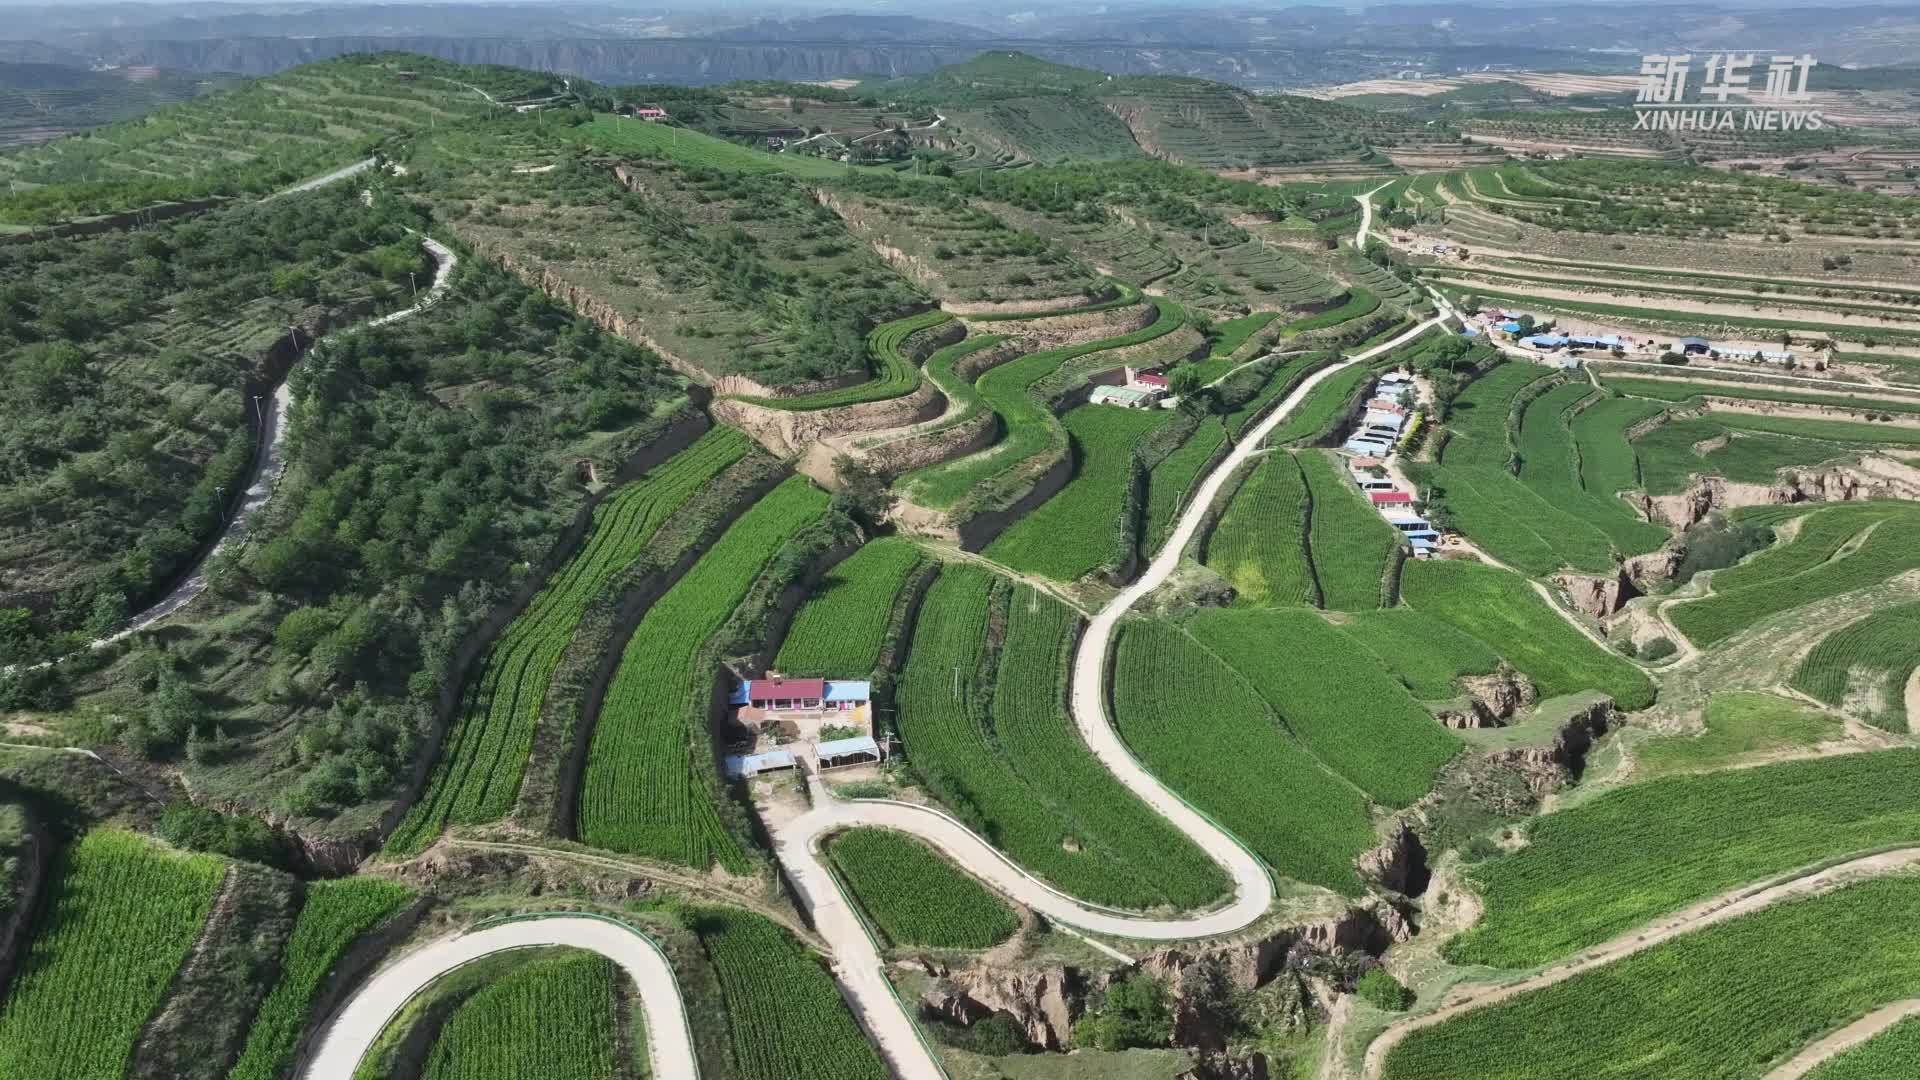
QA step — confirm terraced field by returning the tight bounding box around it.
[1445,750,1920,968]
[0,832,224,1078]
[1790,600,1920,733]
[1409,361,1620,575]
[0,56,530,223]
[984,403,1169,582]
[1204,452,1318,607]
[1190,608,1461,808]
[576,475,829,869]
[1669,502,1920,649]
[1392,874,1920,1080]
[389,429,750,854]
[824,827,1020,949]
[898,296,1186,513]
[894,565,1230,909]
[775,537,926,676]
[1112,620,1379,894]
[1400,559,1654,710]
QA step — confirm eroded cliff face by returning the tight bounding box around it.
[1638,457,1920,530]
[914,903,1404,1054]
[712,379,947,459]
[1483,697,1618,799]
[1433,666,1538,730]
[1553,568,1640,620]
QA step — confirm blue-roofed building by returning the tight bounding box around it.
[823,680,871,711]
[1521,334,1569,350]
[1498,320,1523,333]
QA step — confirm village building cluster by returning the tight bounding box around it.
[722,676,884,781]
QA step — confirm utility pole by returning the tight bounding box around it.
[409,270,417,297]
[253,394,263,429]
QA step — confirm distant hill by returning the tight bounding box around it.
[0,62,226,146]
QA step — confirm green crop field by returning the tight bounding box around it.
[774,537,925,676]
[1710,412,1920,447]
[1807,1016,1920,1080]
[1790,601,1920,733]
[1263,364,1373,447]
[1190,608,1461,808]
[419,950,621,1080]
[1298,449,1398,610]
[1388,875,1920,1080]
[896,567,1228,909]
[691,907,888,1080]
[985,404,1169,581]
[576,114,854,179]
[390,429,750,854]
[1280,287,1380,336]
[1669,504,1920,649]
[1412,362,1617,575]
[1568,395,1666,500]
[1223,353,1339,437]
[1143,417,1227,551]
[1335,608,1502,701]
[0,831,224,1078]
[824,826,1020,949]
[1602,377,1920,417]
[1708,503,1888,593]
[229,878,416,1080]
[1400,560,1655,711]
[577,475,829,868]
[1631,415,1858,494]
[1446,750,1920,968]
[1632,691,1842,778]
[1207,311,1281,358]
[1205,453,1318,607]
[1112,620,1377,894]
[900,297,1185,511]
[1516,383,1668,555]
[727,310,951,411]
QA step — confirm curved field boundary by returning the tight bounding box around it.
[770,314,1448,1080]
[1360,847,1920,1080]
[722,309,955,412]
[1764,1000,1920,1080]
[297,913,696,1080]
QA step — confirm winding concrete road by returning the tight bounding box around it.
[298,915,697,1080]
[1355,181,1393,250]
[88,236,458,651]
[272,157,377,198]
[770,312,1447,1079]
[1360,846,1920,1080]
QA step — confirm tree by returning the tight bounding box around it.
[1072,974,1172,1051]
[1659,351,1688,365]
[1168,367,1203,399]
[831,455,894,531]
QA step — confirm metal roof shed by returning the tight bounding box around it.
[815,735,881,770]
[724,749,797,779]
